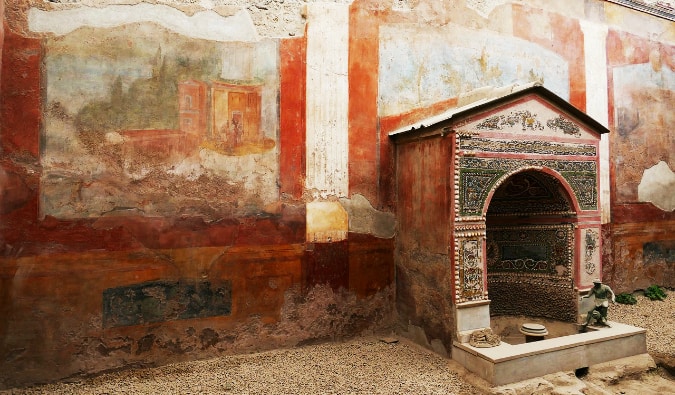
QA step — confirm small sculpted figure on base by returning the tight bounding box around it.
[580,278,616,331]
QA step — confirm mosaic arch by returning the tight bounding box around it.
[458,158,597,218]
[484,167,579,217]
[455,167,581,303]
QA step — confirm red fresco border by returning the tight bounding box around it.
[279,36,307,201]
[512,4,586,112]
[0,23,40,158]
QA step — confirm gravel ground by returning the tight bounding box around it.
[609,290,675,361]
[2,290,673,395]
[1,339,483,395]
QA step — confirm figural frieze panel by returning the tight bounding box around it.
[475,110,545,132]
[460,98,598,140]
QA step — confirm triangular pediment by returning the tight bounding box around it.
[389,85,609,141]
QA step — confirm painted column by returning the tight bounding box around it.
[581,21,610,224]
[305,3,350,242]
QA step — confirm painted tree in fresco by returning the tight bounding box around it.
[74,46,220,148]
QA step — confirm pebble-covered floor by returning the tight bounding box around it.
[2,290,673,395]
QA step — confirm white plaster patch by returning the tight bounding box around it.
[200,149,279,204]
[638,161,675,211]
[167,158,205,182]
[28,4,259,42]
[379,23,569,117]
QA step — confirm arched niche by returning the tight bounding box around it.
[484,168,579,322]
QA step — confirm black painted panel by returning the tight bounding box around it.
[103,280,232,328]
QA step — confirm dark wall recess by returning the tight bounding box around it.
[103,280,232,328]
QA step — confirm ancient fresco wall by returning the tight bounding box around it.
[40,19,279,219]
[0,1,395,389]
[2,0,675,388]
[603,27,675,292]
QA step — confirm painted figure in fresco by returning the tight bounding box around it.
[232,114,243,147]
[580,279,616,330]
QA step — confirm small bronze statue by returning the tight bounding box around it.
[580,278,616,331]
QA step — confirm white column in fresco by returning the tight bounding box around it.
[305,3,350,199]
[581,21,610,224]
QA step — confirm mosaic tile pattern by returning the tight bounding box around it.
[487,171,573,215]
[458,238,484,301]
[458,157,597,215]
[486,224,576,321]
[584,229,599,275]
[486,224,573,275]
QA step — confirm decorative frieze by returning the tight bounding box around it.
[458,137,596,156]
[459,157,596,173]
[475,110,581,137]
[476,110,544,131]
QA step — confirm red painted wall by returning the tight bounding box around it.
[0,23,395,389]
[394,135,454,351]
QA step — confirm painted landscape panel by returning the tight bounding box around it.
[42,23,279,219]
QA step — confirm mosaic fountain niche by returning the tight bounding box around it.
[390,85,647,386]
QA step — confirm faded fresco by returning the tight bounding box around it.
[41,23,279,219]
[613,62,675,204]
[378,23,569,116]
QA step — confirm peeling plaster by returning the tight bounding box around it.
[638,161,675,211]
[339,194,396,239]
[28,4,259,41]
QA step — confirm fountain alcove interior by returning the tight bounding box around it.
[390,84,647,386]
